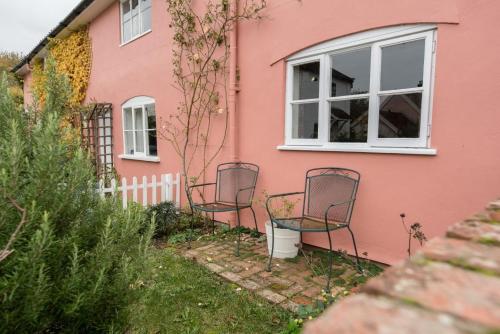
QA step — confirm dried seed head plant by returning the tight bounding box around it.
[400,213,428,257]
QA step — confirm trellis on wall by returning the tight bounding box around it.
[81,103,114,181]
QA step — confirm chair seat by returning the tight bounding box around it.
[192,202,250,212]
[272,216,347,232]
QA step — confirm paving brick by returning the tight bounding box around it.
[303,294,487,334]
[267,275,294,288]
[362,261,500,328]
[184,250,199,259]
[291,294,312,305]
[258,270,272,278]
[194,243,216,251]
[280,300,300,313]
[282,284,305,298]
[237,279,261,291]
[420,237,500,274]
[302,285,322,298]
[447,220,500,245]
[257,289,287,304]
[247,274,271,288]
[222,263,243,273]
[220,271,242,283]
[203,262,224,273]
[238,265,265,278]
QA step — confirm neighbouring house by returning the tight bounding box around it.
[13,0,500,265]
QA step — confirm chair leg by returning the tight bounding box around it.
[211,212,215,235]
[235,209,241,257]
[326,230,333,293]
[348,226,362,273]
[250,206,258,234]
[266,221,275,272]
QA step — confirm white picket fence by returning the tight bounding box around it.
[98,173,181,209]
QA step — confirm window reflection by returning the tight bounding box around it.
[293,62,320,100]
[381,39,425,91]
[330,47,371,97]
[330,99,369,142]
[292,103,318,139]
[378,93,422,138]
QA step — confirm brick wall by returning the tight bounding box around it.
[304,200,500,333]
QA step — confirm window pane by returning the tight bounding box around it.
[135,131,145,153]
[141,6,151,32]
[124,131,134,154]
[124,108,133,130]
[330,99,368,143]
[123,19,132,42]
[131,0,139,12]
[134,107,143,130]
[146,130,157,156]
[293,62,320,100]
[330,47,371,96]
[381,39,425,91]
[122,1,130,15]
[146,104,156,129]
[378,93,422,138]
[132,14,140,37]
[291,103,318,139]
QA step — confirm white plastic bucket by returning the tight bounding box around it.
[265,221,300,259]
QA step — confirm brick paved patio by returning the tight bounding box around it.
[172,230,379,312]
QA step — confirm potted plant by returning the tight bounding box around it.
[257,191,301,259]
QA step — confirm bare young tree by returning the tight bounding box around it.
[160,0,265,203]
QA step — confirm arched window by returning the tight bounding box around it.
[121,96,158,160]
[283,25,437,154]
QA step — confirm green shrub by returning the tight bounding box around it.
[0,60,154,333]
[145,201,179,238]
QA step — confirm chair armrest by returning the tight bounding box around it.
[188,182,216,190]
[324,199,356,227]
[265,192,304,220]
[235,186,257,206]
[187,182,216,206]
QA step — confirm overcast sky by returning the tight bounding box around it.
[0,0,81,55]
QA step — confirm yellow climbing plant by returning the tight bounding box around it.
[50,27,92,107]
[31,26,92,109]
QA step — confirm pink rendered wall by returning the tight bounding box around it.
[235,0,500,263]
[23,0,500,264]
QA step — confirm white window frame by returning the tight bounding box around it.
[120,96,159,162]
[120,0,152,45]
[282,25,437,155]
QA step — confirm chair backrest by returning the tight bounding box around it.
[216,162,259,206]
[303,168,360,224]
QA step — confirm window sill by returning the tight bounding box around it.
[277,145,437,156]
[118,154,160,162]
[120,29,152,47]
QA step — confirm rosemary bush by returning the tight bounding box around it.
[0,61,154,333]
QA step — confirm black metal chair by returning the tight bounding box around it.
[188,162,259,256]
[266,167,361,292]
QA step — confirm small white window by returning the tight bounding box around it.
[120,0,152,44]
[284,25,437,153]
[122,96,157,158]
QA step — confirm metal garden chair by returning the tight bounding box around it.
[187,162,259,256]
[266,167,361,292]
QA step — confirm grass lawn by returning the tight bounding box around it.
[128,248,292,333]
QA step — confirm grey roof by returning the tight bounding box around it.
[12,0,96,73]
